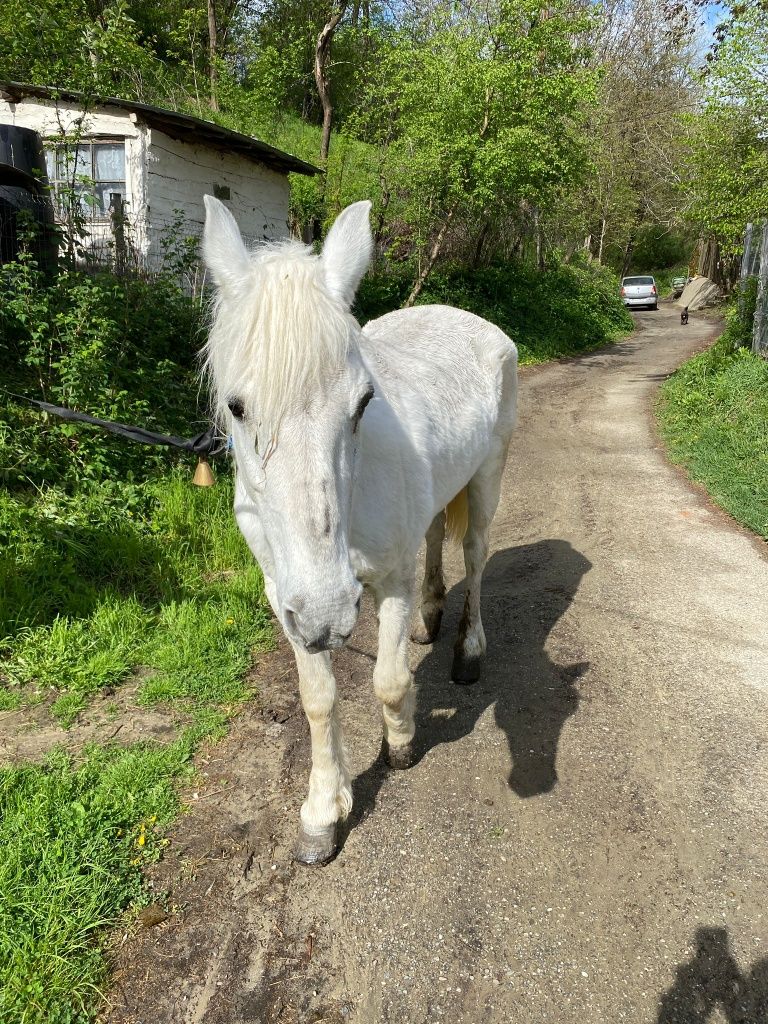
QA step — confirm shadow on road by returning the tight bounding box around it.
[657,926,768,1023]
[346,539,591,838]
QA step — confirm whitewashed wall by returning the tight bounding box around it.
[0,95,293,266]
[144,129,291,247]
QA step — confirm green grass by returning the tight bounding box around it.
[0,719,225,1024]
[659,331,768,539]
[1,471,272,725]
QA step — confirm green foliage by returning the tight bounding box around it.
[659,306,768,539]
[356,257,633,364]
[0,723,221,1024]
[0,0,171,99]
[629,226,693,275]
[0,254,204,489]
[683,3,768,250]
[350,0,597,264]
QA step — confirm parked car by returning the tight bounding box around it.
[620,275,658,311]
[671,276,690,299]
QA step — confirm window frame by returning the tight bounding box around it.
[44,137,128,223]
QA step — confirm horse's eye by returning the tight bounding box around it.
[227,398,245,419]
[352,386,374,432]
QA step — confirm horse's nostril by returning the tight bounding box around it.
[283,606,299,637]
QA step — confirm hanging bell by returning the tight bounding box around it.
[192,456,215,487]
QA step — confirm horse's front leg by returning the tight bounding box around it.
[291,642,351,865]
[373,565,417,770]
[263,573,349,866]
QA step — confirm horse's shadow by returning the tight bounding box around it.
[346,538,591,836]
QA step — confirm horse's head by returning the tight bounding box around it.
[202,198,375,652]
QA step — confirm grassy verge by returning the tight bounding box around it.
[1,471,272,724]
[658,316,768,540]
[0,719,224,1024]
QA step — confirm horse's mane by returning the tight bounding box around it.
[203,240,354,432]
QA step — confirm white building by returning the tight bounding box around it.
[0,81,319,274]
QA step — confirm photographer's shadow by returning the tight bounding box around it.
[349,538,591,830]
[657,926,768,1023]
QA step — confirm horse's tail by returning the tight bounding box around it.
[445,487,469,545]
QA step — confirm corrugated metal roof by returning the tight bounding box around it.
[0,82,321,177]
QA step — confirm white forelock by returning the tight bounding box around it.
[203,239,355,431]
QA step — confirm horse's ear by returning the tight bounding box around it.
[320,201,373,308]
[203,195,250,290]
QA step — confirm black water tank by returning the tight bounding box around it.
[0,124,58,270]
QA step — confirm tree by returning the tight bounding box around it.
[682,2,768,252]
[353,0,598,300]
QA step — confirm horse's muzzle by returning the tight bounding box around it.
[283,589,362,653]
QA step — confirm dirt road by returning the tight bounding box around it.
[109,305,768,1024]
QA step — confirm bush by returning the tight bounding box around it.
[629,225,693,273]
[0,254,207,490]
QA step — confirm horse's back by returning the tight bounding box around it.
[360,304,517,431]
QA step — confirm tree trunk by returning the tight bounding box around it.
[621,236,634,278]
[208,0,219,112]
[405,204,458,307]
[373,173,391,251]
[533,206,544,271]
[314,7,345,167]
[472,218,490,269]
[597,218,607,264]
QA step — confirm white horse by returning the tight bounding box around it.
[202,197,518,865]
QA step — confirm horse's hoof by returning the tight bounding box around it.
[385,740,415,770]
[294,823,337,866]
[451,650,482,685]
[411,608,443,645]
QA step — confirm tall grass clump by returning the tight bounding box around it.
[0,722,224,1024]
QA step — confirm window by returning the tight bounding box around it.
[44,140,126,220]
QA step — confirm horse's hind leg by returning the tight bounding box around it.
[373,564,417,769]
[411,511,446,644]
[452,444,507,684]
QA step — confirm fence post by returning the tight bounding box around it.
[753,219,768,358]
[109,193,127,275]
[739,222,753,318]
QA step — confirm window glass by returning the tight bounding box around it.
[94,183,124,216]
[94,143,125,181]
[623,276,654,285]
[57,145,90,182]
